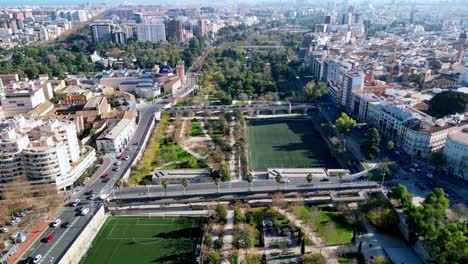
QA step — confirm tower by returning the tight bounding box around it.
[456,31,467,63]
[410,6,415,25]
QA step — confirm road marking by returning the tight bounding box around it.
[42,214,83,259]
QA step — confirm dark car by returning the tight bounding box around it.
[320,178,330,182]
[61,222,71,228]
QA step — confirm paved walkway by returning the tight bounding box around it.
[221,210,234,263]
[228,119,239,182]
[274,207,339,264]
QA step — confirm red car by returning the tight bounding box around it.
[100,158,104,164]
[102,172,110,179]
[45,234,54,243]
[116,154,123,160]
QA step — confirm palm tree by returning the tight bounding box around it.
[160,179,169,196]
[181,179,189,195]
[246,173,254,192]
[306,173,313,185]
[337,172,344,188]
[378,160,390,186]
[275,173,283,190]
[213,177,220,193]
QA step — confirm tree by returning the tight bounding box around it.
[234,207,245,224]
[388,184,413,209]
[377,160,390,185]
[115,179,123,188]
[181,179,189,195]
[430,152,447,172]
[428,91,468,117]
[206,252,222,264]
[335,112,357,134]
[407,188,449,240]
[160,179,169,196]
[219,162,230,182]
[272,192,286,208]
[304,81,327,101]
[234,227,255,252]
[246,173,254,191]
[429,223,468,264]
[215,203,228,224]
[360,128,381,159]
[306,173,313,184]
[275,173,283,190]
[213,238,224,249]
[386,140,395,152]
[204,233,214,247]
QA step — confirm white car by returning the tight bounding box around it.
[0,226,9,233]
[124,156,130,161]
[99,193,109,200]
[32,254,42,263]
[51,219,61,227]
[409,168,416,173]
[80,207,90,216]
[71,199,80,207]
[114,161,121,166]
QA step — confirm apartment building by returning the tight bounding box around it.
[96,110,137,153]
[136,23,166,42]
[443,128,468,179]
[0,117,95,189]
[1,84,47,117]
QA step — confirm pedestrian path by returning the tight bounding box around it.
[221,210,234,263]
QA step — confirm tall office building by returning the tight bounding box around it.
[340,71,364,109]
[136,24,166,42]
[90,22,113,43]
[456,31,467,63]
[113,31,127,44]
[165,19,184,42]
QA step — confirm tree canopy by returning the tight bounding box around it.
[428,91,468,117]
[335,112,357,134]
[360,128,381,159]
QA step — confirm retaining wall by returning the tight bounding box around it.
[57,206,107,264]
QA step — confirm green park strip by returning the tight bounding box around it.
[247,119,339,170]
[80,217,203,264]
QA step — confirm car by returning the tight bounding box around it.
[411,163,419,168]
[426,173,433,178]
[124,156,130,161]
[409,168,416,173]
[320,178,330,182]
[114,161,121,166]
[100,158,104,164]
[280,178,291,183]
[51,219,61,227]
[112,166,120,171]
[394,150,401,155]
[99,193,109,200]
[71,199,80,207]
[45,234,54,243]
[32,254,42,264]
[80,207,90,216]
[102,172,110,179]
[0,226,9,233]
[85,190,94,196]
[116,154,123,160]
[9,217,21,225]
[61,222,71,228]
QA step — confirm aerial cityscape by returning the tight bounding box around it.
[0,0,467,264]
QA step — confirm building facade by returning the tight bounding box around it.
[443,128,468,179]
[136,24,166,42]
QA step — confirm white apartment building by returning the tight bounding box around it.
[97,111,137,153]
[443,128,468,179]
[0,117,95,190]
[340,71,364,109]
[136,24,166,42]
[1,85,47,117]
[365,101,468,158]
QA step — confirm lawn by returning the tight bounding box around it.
[294,206,354,245]
[160,142,207,169]
[81,217,203,264]
[247,119,339,170]
[190,121,204,137]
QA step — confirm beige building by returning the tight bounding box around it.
[443,128,468,179]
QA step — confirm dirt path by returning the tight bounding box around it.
[221,210,234,263]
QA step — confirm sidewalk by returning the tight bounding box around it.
[8,217,55,264]
[221,210,234,263]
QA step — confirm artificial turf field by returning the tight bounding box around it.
[80,217,203,264]
[247,119,339,170]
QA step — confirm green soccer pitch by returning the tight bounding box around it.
[80,217,203,264]
[247,119,339,170]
